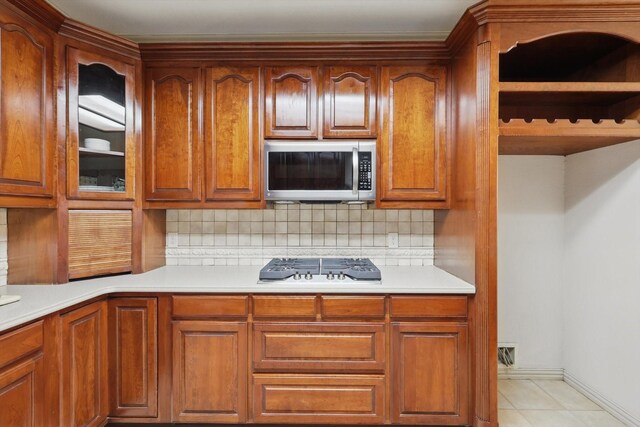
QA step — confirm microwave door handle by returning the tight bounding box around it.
[352,147,359,196]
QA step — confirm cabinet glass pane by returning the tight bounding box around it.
[78,64,126,192]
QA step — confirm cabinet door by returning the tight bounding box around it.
[61,301,108,427]
[0,10,55,200]
[379,66,447,203]
[172,321,247,423]
[0,356,45,427]
[323,66,377,138]
[391,322,468,425]
[145,67,201,201]
[108,298,157,418]
[67,47,136,200]
[205,66,260,201]
[265,66,319,138]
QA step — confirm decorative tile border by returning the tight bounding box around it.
[166,204,434,266]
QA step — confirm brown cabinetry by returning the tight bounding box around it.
[145,67,201,201]
[61,301,108,427]
[0,6,55,204]
[205,66,261,201]
[0,321,45,427]
[323,66,377,138]
[172,320,247,423]
[379,65,448,206]
[253,322,385,372]
[265,66,319,138]
[108,298,158,418]
[391,322,468,425]
[67,47,136,200]
[253,374,385,424]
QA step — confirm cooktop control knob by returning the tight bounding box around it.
[327,272,334,280]
[293,272,301,280]
[338,272,345,280]
[305,272,313,280]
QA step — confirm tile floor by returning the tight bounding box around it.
[499,379,628,426]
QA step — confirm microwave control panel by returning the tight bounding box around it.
[359,153,373,191]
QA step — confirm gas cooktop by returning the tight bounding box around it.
[258,258,381,284]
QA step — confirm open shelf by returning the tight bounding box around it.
[499,119,640,155]
[79,147,124,157]
[499,33,640,155]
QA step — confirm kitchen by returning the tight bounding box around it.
[0,1,638,426]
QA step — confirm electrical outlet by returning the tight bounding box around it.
[167,232,178,248]
[387,232,399,248]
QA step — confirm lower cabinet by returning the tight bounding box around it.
[391,322,469,425]
[253,374,385,424]
[172,320,248,423]
[61,301,108,427]
[0,321,45,427]
[108,297,158,418]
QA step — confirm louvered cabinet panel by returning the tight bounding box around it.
[68,210,132,279]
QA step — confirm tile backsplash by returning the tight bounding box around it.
[166,204,434,266]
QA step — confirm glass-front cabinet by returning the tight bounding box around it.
[67,47,135,200]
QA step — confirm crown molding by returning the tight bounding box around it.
[475,0,640,24]
[59,18,140,60]
[139,41,450,63]
[4,0,65,31]
[124,30,452,44]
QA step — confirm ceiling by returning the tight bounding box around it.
[46,0,479,43]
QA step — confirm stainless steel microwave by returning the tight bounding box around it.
[264,140,376,202]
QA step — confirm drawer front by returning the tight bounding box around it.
[253,323,385,372]
[253,296,317,318]
[172,296,248,318]
[321,296,385,319]
[253,374,385,424]
[0,321,43,369]
[390,296,467,318]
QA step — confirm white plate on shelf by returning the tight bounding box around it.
[84,138,110,151]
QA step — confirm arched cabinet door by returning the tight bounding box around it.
[324,66,377,138]
[205,67,260,201]
[67,47,136,201]
[265,66,319,138]
[379,66,448,205]
[0,10,55,202]
[145,67,201,201]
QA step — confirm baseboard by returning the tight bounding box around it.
[498,365,564,380]
[564,371,640,427]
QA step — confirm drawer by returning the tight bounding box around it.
[253,296,317,318]
[253,374,385,424]
[321,296,385,319]
[390,296,467,318]
[172,296,248,318]
[0,321,44,369]
[253,322,385,372]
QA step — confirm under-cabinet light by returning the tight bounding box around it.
[79,108,125,132]
[79,94,125,124]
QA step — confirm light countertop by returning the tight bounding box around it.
[0,265,475,333]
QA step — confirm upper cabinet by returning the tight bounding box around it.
[205,66,261,201]
[0,7,56,204]
[265,66,319,138]
[498,33,640,155]
[67,47,136,200]
[323,66,377,138]
[264,65,377,139]
[145,67,201,201]
[378,65,448,207]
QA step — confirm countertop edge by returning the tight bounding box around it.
[0,266,475,333]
